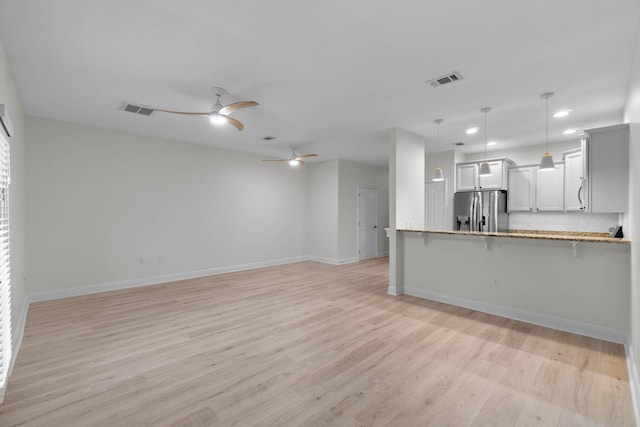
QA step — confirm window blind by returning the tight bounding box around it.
[0,132,11,403]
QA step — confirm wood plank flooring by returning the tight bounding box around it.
[0,258,634,426]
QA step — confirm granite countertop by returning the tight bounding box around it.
[396,228,630,244]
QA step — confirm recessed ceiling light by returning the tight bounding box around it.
[487,141,497,146]
[563,129,577,135]
[553,109,572,118]
[466,127,479,134]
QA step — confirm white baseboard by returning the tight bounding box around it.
[387,285,402,296]
[404,286,627,344]
[28,255,309,303]
[307,256,358,265]
[9,298,29,377]
[377,251,389,257]
[626,343,640,426]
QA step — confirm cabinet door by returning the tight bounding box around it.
[508,167,534,212]
[536,164,564,211]
[478,160,504,190]
[456,163,478,191]
[587,125,629,213]
[564,150,585,211]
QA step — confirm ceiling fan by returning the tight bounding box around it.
[263,148,318,166]
[153,87,258,131]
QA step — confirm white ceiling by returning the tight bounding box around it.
[1,1,639,167]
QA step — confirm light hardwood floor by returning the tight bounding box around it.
[0,258,634,426]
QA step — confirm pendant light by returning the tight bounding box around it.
[478,107,492,176]
[539,92,555,171]
[433,119,444,182]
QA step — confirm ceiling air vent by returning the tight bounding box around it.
[453,142,465,146]
[427,72,464,87]
[262,136,278,141]
[122,103,155,116]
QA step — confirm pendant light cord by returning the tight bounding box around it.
[436,120,440,165]
[545,96,549,153]
[484,110,488,160]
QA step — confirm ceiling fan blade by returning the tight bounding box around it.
[226,116,245,131]
[153,108,209,116]
[297,153,318,159]
[219,101,259,116]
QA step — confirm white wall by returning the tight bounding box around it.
[308,160,339,262]
[0,36,27,356]
[337,159,389,259]
[392,128,425,229]
[388,128,425,295]
[623,19,640,420]
[26,117,310,293]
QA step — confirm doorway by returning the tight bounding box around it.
[357,186,378,260]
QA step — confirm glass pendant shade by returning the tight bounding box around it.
[478,161,492,176]
[538,152,555,171]
[433,166,444,181]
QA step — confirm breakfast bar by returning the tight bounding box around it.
[389,228,630,343]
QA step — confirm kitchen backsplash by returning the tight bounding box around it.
[509,212,624,234]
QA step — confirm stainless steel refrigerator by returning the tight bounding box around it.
[454,190,508,232]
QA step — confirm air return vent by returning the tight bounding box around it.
[122,103,154,116]
[427,72,464,87]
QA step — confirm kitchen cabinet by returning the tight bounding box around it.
[507,163,564,212]
[455,159,513,192]
[456,163,478,191]
[585,124,629,213]
[563,148,586,211]
[507,166,535,212]
[536,163,564,211]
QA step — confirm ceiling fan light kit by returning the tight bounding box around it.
[153,87,258,132]
[263,147,318,166]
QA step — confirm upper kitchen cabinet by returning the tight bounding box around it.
[455,159,514,192]
[456,163,478,191]
[536,163,564,211]
[563,148,586,212]
[507,163,564,212]
[507,166,535,212]
[585,124,629,213]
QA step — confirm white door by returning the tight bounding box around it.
[425,181,445,230]
[358,186,378,260]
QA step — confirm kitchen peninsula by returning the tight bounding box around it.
[388,128,631,344]
[392,228,630,343]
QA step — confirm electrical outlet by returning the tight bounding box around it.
[138,258,144,265]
